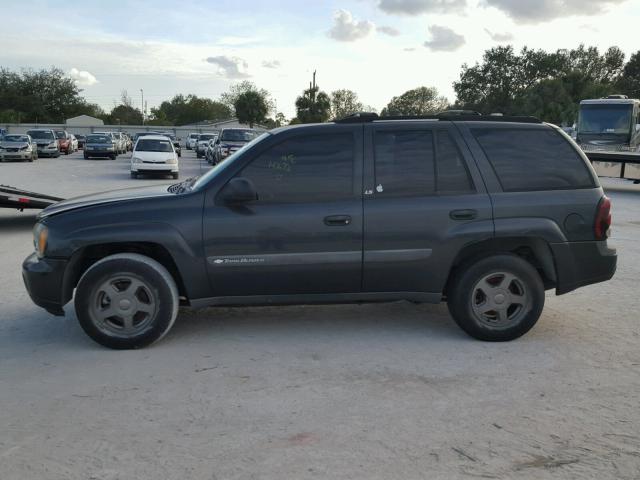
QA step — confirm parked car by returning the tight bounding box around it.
[54,130,73,155]
[69,134,79,152]
[186,133,199,150]
[213,128,259,164]
[84,133,118,160]
[26,129,60,157]
[205,137,219,164]
[0,134,37,162]
[75,134,86,149]
[195,133,218,158]
[111,132,126,154]
[124,134,133,151]
[22,114,617,349]
[130,134,179,179]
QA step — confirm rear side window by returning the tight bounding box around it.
[374,130,435,196]
[373,129,474,196]
[472,128,595,191]
[241,133,354,203]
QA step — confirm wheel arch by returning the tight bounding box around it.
[444,236,557,295]
[62,242,188,306]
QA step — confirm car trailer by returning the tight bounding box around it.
[585,151,640,183]
[0,185,64,210]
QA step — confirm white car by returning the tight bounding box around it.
[130,135,179,179]
[186,133,199,150]
[195,133,218,158]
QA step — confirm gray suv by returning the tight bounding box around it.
[23,114,616,349]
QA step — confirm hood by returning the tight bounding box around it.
[0,141,30,148]
[39,184,174,219]
[578,132,630,144]
[34,138,55,145]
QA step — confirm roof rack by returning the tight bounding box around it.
[334,112,542,124]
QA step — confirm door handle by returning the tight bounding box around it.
[324,215,352,226]
[449,209,478,221]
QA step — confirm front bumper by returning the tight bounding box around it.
[131,162,178,173]
[85,148,115,157]
[551,241,617,295]
[0,151,32,161]
[22,253,69,316]
[37,146,59,157]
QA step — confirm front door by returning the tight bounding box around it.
[202,127,364,297]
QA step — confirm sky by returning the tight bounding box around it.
[1,0,639,119]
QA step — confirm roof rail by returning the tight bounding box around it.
[334,112,542,124]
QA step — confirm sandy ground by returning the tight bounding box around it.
[0,149,639,479]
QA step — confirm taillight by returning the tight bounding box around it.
[594,196,612,240]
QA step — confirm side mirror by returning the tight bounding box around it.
[220,177,258,204]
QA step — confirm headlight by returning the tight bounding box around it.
[20,146,29,151]
[48,142,57,148]
[107,145,115,150]
[167,157,178,164]
[132,157,142,163]
[33,223,48,258]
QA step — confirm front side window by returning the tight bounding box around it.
[240,133,354,203]
[473,128,595,191]
[135,139,173,152]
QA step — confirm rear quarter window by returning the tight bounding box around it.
[472,128,595,191]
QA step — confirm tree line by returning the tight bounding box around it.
[1,44,639,127]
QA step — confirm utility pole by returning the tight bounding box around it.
[140,89,144,125]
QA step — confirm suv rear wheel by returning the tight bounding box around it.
[447,254,545,341]
[74,253,179,349]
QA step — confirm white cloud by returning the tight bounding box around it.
[205,56,250,79]
[483,0,629,23]
[378,0,467,15]
[67,68,98,86]
[378,25,401,36]
[484,29,514,42]
[262,60,281,69]
[424,25,465,51]
[328,9,375,42]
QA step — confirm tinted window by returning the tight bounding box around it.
[473,128,595,191]
[136,139,173,152]
[240,133,354,203]
[436,131,474,193]
[374,130,435,196]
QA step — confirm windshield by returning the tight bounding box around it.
[198,134,217,141]
[55,131,66,139]
[3,135,29,142]
[136,139,173,152]
[578,104,633,135]
[192,132,270,190]
[27,130,54,140]
[86,135,111,143]
[189,134,199,139]
[221,129,258,142]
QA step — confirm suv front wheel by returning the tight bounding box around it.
[447,254,545,342]
[74,253,179,349]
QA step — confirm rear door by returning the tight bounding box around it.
[202,126,364,297]
[362,121,493,295]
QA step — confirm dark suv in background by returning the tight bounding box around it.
[23,114,616,349]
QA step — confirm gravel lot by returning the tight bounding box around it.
[1,149,639,479]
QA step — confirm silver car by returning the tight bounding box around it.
[0,134,38,162]
[26,129,60,158]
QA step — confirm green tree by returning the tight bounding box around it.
[618,51,640,99]
[220,81,274,116]
[107,104,143,125]
[330,89,365,119]
[295,85,331,123]
[234,90,268,127]
[381,86,449,116]
[150,94,231,125]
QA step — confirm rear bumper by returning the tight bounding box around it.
[551,241,617,295]
[84,148,115,156]
[22,253,68,316]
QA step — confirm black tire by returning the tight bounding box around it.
[447,254,545,342]
[110,154,116,160]
[130,172,137,178]
[74,253,179,349]
[84,154,89,159]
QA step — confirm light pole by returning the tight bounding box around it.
[140,89,144,125]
